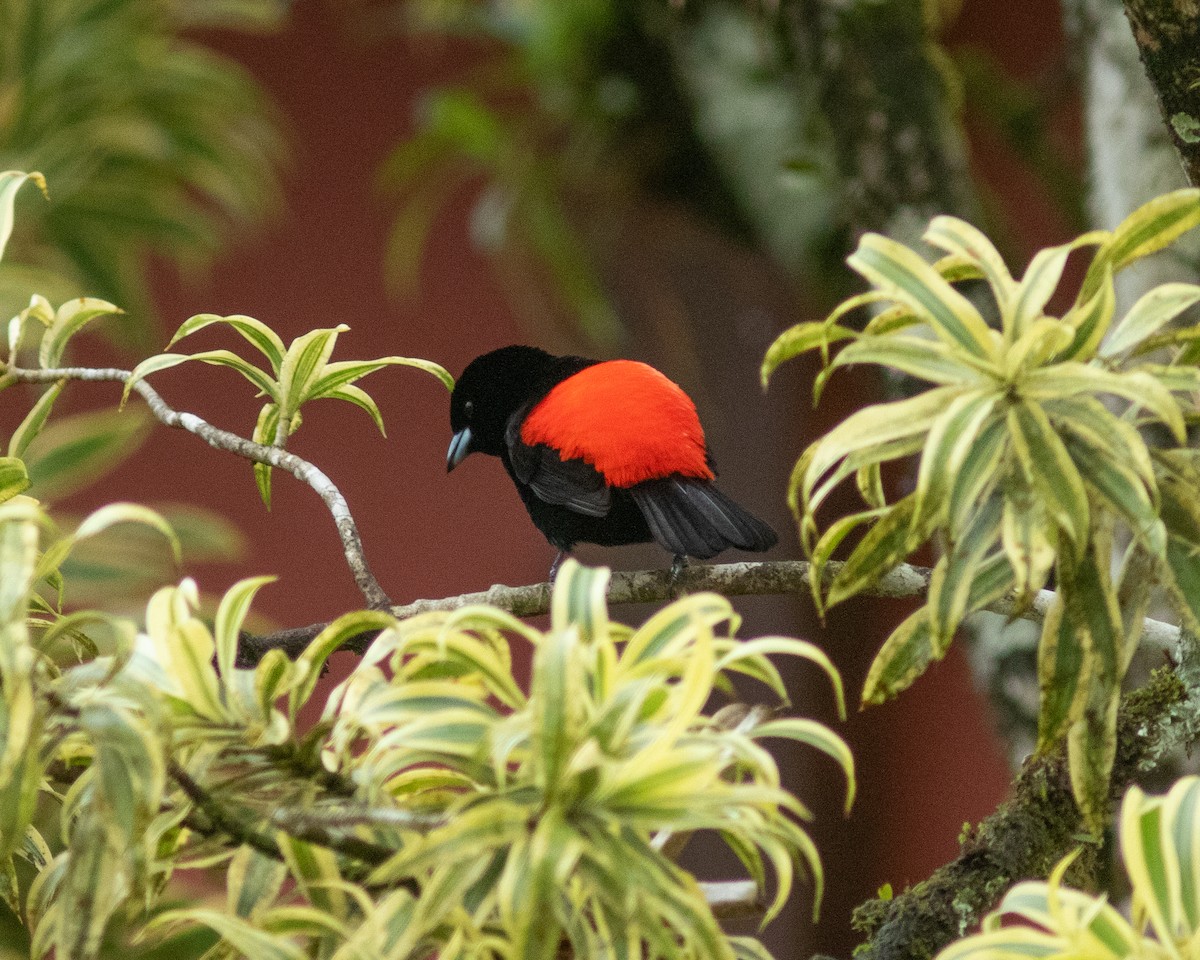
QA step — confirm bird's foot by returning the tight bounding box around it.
[549,551,569,583]
[668,554,690,597]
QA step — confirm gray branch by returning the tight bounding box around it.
[5,363,390,610]
[239,558,1182,667]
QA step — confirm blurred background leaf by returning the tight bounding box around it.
[0,0,287,350]
[21,405,153,503]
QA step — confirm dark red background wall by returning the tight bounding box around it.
[14,2,1080,956]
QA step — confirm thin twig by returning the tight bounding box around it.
[6,363,390,609]
[169,758,284,862]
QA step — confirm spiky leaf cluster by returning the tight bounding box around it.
[0,490,852,960]
[939,776,1200,960]
[121,313,454,506]
[764,189,1200,829]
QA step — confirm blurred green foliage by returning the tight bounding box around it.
[377,0,1084,342]
[0,0,287,348]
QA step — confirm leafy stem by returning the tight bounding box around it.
[3,361,392,610]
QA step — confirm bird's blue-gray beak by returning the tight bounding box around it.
[447,427,473,472]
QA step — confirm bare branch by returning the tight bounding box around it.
[5,363,390,609]
[237,558,1183,666]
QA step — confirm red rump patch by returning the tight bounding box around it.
[520,360,715,488]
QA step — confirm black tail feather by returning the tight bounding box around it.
[628,478,778,559]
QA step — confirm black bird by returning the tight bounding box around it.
[447,346,777,579]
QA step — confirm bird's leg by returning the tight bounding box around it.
[668,554,690,596]
[548,550,569,583]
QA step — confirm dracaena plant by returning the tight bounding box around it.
[120,315,453,506]
[938,775,1200,960]
[763,188,1200,829]
[0,485,853,960]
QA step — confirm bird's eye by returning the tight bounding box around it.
[464,400,474,418]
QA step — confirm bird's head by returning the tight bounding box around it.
[447,345,557,470]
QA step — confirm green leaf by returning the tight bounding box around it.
[227,846,287,921]
[761,321,856,386]
[145,909,308,960]
[366,802,530,884]
[827,494,926,607]
[800,385,964,517]
[8,380,64,458]
[1121,788,1177,947]
[1063,428,1165,556]
[252,403,280,508]
[1001,494,1054,607]
[82,702,165,838]
[550,559,611,644]
[1009,234,1104,341]
[946,416,1008,539]
[323,384,386,436]
[1007,401,1089,546]
[143,581,224,720]
[169,313,287,373]
[829,335,992,386]
[1067,669,1119,836]
[800,432,926,524]
[22,406,152,502]
[123,350,280,407]
[0,172,46,264]
[1026,363,1187,442]
[0,459,30,505]
[277,837,348,922]
[848,232,996,360]
[1002,317,1074,376]
[863,552,1011,706]
[1102,282,1200,357]
[38,298,123,370]
[0,499,42,628]
[531,626,577,796]
[924,215,1015,316]
[0,703,43,861]
[504,811,575,960]
[1058,260,1116,361]
[215,575,277,682]
[1162,534,1200,636]
[751,719,855,812]
[304,356,455,400]
[1107,188,1200,276]
[291,610,396,719]
[57,813,129,960]
[278,325,347,416]
[913,390,998,533]
[1059,530,1123,683]
[1036,594,1087,750]
[927,495,1004,646]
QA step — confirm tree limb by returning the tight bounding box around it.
[5,363,390,610]
[841,666,1189,960]
[1121,0,1200,187]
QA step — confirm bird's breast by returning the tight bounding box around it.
[519,360,715,488]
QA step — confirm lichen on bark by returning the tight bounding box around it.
[1121,0,1200,186]
[843,668,1187,960]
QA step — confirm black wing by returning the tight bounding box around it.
[627,477,777,559]
[505,411,610,517]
